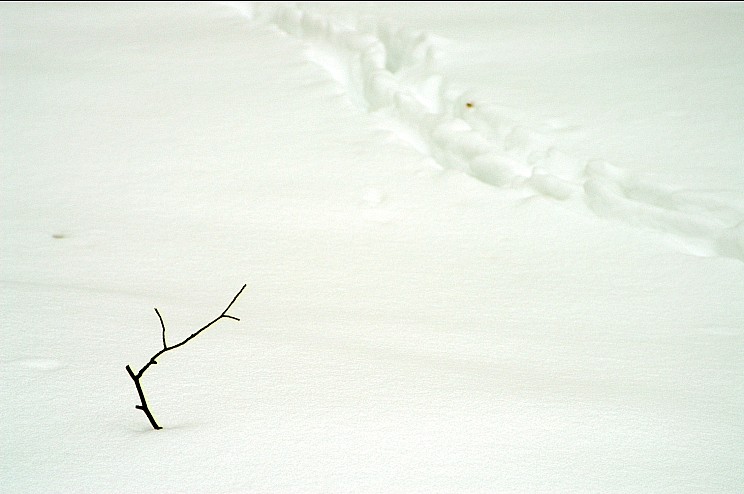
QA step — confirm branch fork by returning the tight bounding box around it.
[126,284,246,430]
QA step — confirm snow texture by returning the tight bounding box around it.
[2,2,743,492]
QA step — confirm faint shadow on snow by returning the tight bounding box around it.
[225,1,744,263]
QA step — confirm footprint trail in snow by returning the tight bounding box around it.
[229,2,744,263]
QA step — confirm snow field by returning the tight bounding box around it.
[1,2,743,492]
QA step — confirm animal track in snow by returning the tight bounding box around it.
[230,2,744,262]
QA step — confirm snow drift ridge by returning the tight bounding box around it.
[231,2,744,262]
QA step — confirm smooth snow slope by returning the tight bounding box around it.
[1,2,743,493]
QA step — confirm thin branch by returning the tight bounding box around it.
[156,308,166,349]
[222,284,246,316]
[126,284,246,430]
[126,364,162,430]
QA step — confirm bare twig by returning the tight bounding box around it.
[125,284,246,430]
[156,308,167,349]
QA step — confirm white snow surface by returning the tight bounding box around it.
[2,2,743,492]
